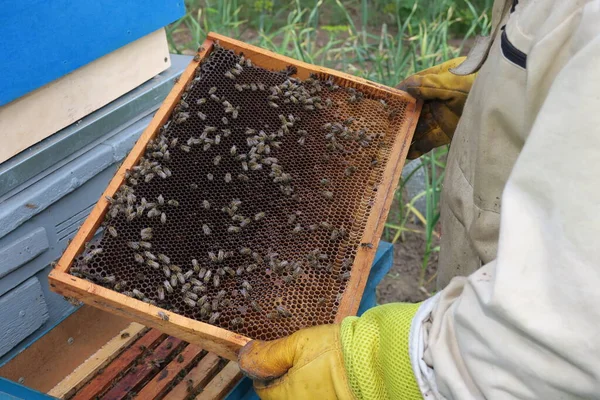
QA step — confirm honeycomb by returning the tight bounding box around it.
[70,43,410,340]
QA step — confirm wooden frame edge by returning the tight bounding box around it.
[335,99,422,320]
[48,32,422,357]
[49,270,249,360]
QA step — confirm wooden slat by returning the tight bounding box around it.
[48,323,146,399]
[195,361,242,400]
[135,344,203,400]
[168,353,221,400]
[101,336,183,400]
[71,330,165,400]
[48,31,420,361]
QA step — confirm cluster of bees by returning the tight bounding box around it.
[71,42,394,333]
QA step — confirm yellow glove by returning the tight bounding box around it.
[238,303,423,400]
[397,57,476,159]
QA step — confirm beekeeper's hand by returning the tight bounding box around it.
[238,303,424,399]
[397,57,476,158]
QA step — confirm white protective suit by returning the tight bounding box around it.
[411,0,600,398]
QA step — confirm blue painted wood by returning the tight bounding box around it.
[0,57,191,365]
[0,377,56,400]
[0,278,48,358]
[0,228,49,279]
[0,0,184,106]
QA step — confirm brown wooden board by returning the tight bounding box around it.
[48,32,420,361]
[71,330,166,400]
[101,336,183,400]
[135,344,204,399]
[168,353,221,399]
[195,361,242,400]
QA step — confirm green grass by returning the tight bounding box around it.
[166,0,491,287]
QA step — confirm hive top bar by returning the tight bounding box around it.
[50,33,419,353]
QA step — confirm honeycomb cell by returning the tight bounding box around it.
[69,43,411,340]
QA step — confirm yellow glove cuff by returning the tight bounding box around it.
[341,302,423,400]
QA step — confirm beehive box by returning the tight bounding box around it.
[49,32,420,361]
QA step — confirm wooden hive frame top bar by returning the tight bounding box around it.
[49,32,420,361]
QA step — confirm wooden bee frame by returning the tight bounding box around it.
[49,32,420,361]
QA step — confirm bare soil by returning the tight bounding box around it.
[377,230,439,304]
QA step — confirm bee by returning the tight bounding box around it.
[317,297,326,307]
[207,173,214,181]
[128,241,140,250]
[147,260,160,269]
[360,242,374,249]
[239,247,252,256]
[297,137,306,146]
[180,144,191,152]
[202,224,211,235]
[132,289,145,300]
[144,251,157,261]
[198,295,208,306]
[212,298,219,311]
[208,87,217,95]
[197,97,206,105]
[157,287,165,301]
[157,254,170,265]
[228,226,241,233]
[157,311,169,321]
[287,214,297,224]
[237,173,249,182]
[212,155,222,166]
[250,301,263,312]
[167,199,179,207]
[322,190,334,200]
[224,71,235,80]
[319,221,332,230]
[242,281,252,291]
[174,272,184,285]
[134,253,145,264]
[217,267,225,276]
[224,173,232,183]
[235,84,243,92]
[160,213,167,224]
[222,116,229,125]
[240,288,250,299]
[344,166,357,176]
[185,291,198,301]
[245,58,252,67]
[183,295,196,308]
[163,265,171,278]
[140,241,152,249]
[276,305,292,318]
[203,270,213,283]
[230,317,244,328]
[268,101,279,108]
[322,122,332,131]
[230,145,237,155]
[140,228,153,240]
[170,275,178,288]
[254,212,266,221]
[257,82,265,91]
[107,226,118,238]
[210,94,220,102]
[293,225,304,234]
[197,111,207,121]
[208,312,220,324]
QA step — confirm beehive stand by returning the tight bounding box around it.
[49,32,420,360]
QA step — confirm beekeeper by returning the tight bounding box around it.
[238,0,600,398]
